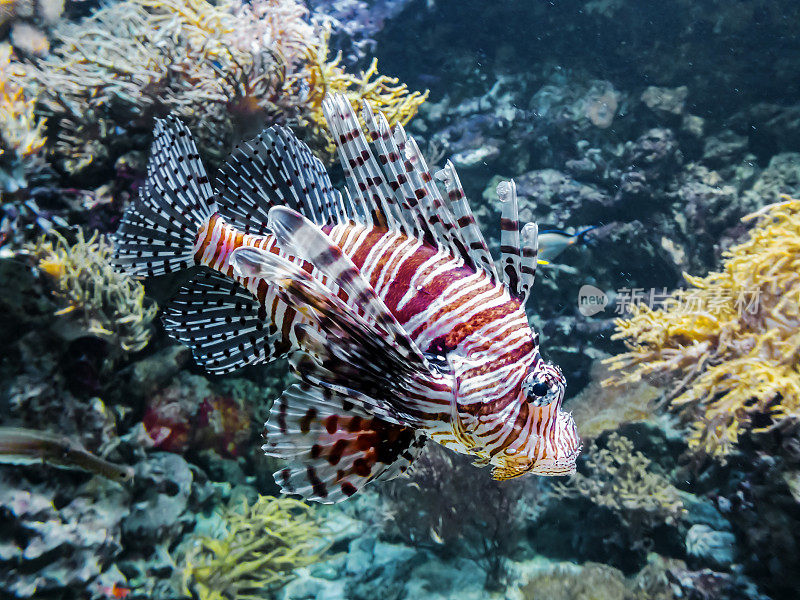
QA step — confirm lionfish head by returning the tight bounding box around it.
[491,359,581,480]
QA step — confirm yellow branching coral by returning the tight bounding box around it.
[295,28,429,155]
[181,495,325,600]
[0,43,46,164]
[28,230,157,353]
[552,433,684,533]
[604,198,800,457]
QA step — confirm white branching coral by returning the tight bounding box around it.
[24,0,426,173]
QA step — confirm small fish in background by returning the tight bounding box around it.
[97,582,131,599]
[537,226,598,264]
[112,93,581,503]
[0,427,134,483]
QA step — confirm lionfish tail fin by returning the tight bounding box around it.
[113,116,217,277]
[264,383,425,503]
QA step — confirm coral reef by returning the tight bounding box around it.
[568,358,661,441]
[180,495,324,600]
[604,199,800,457]
[295,28,428,155]
[23,0,426,174]
[26,0,314,173]
[142,373,252,458]
[0,469,130,598]
[520,551,770,600]
[0,42,46,193]
[0,0,65,55]
[2,1,800,599]
[308,0,415,61]
[26,229,157,354]
[552,433,684,542]
[380,444,538,590]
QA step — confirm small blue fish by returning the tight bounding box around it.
[537,227,597,263]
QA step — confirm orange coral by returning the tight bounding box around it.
[23,0,426,172]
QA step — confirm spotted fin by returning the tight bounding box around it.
[162,270,283,373]
[434,161,498,281]
[519,223,539,304]
[323,95,475,268]
[496,179,542,302]
[265,383,426,503]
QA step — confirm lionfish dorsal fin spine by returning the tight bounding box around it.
[519,222,539,303]
[214,125,341,235]
[324,94,484,271]
[161,269,282,373]
[434,161,499,282]
[498,179,524,299]
[403,135,474,262]
[361,104,429,240]
[322,95,398,231]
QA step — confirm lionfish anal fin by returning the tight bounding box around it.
[264,383,426,503]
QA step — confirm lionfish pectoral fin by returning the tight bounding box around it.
[449,402,475,451]
[112,116,217,278]
[264,383,425,503]
[231,246,435,429]
[288,350,411,427]
[162,270,282,373]
[266,205,427,365]
[445,352,482,452]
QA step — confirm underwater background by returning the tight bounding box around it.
[2,0,800,598]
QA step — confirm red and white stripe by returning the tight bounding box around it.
[193,214,579,476]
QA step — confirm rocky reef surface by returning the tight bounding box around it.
[1,0,799,599]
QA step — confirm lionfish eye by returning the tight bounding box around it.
[530,382,549,397]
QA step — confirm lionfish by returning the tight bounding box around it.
[113,94,581,503]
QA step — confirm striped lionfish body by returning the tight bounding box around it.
[114,94,581,503]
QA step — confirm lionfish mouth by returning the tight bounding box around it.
[491,460,532,481]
